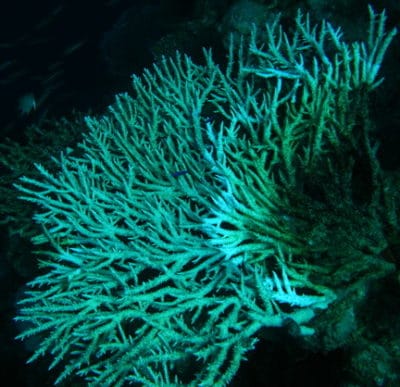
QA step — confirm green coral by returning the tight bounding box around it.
[0,113,85,239]
[15,7,398,386]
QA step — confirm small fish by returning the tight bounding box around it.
[4,68,28,81]
[34,5,64,30]
[17,92,36,115]
[48,61,63,71]
[0,60,16,72]
[63,39,87,56]
[29,37,55,46]
[42,69,64,85]
[171,170,189,178]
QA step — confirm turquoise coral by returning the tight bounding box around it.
[15,7,397,386]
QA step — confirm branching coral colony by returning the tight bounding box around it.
[15,6,398,386]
